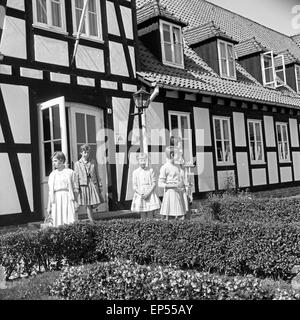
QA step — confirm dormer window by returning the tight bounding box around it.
[295,65,300,93]
[160,20,184,68]
[33,0,66,32]
[217,40,236,80]
[261,51,286,88]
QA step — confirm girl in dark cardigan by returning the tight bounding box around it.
[74,144,104,222]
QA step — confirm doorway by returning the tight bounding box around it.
[38,97,108,219]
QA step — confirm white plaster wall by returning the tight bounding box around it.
[289,118,299,147]
[1,84,30,144]
[18,154,33,212]
[252,168,267,186]
[34,35,69,66]
[267,152,279,184]
[20,68,43,79]
[76,45,105,73]
[280,166,293,183]
[50,73,70,84]
[0,16,26,59]
[101,80,118,90]
[77,77,95,87]
[7,0,24,10]
[109,41,128,76]
[217,170,235,190]
[264,116,276,147]
[112,97,131,144]
[121,6,134,40]
[236,152,250,187]
[147,102,166,146]
[0,153,21,215]
[233,112,246,147]
[106,1,120,36]
[0,125,3,142]
[292,152,300,181]
[197,152,215,192]
[129,46,136,77]
[193,107,211,146]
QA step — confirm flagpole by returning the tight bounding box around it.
[71,0,89,65]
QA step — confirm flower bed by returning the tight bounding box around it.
[49,259,300,300]
[1,220,300,281]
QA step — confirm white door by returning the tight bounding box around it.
[69,103,108,213]
[38,97,68,217]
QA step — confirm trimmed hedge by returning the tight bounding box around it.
[1,220,300,281]
[206,194,300,224]
[49,259,300,300]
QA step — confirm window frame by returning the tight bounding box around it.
[71,0,103,42]
[295,64,300,93]
[213,116,234,166]
[32,0,67,33]
[247,119,265,165]
[168,110,193,163]
[160,20,184,69]
[275,122,291,163]
[217,39,237,80]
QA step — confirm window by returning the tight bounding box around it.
[295,65,300,93]
[169,111,193,163]
[247,120,264,164]
[160,21,184,68]
[261,51,286,88]
[276,122,290,162]
[217,40,236,80]
[72,0,102,40]
[213,117,233,165]
[33,0,66,31]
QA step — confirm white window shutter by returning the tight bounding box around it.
[274,54,286,87]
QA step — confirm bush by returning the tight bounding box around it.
[206,193,300,225]
[49,259,300,300]
[2,219,300,281]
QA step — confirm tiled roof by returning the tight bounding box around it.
[137,40,300,108]
[136,0,300,108]
[137,0,300,61]
[291,34,300,48]
[184,21,238,46]
[235,37,270,58]
[136,0,188,26]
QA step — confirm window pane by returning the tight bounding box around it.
[164,43,173,62]
[163,24,171,43]
[87,115,96,144]
[250,141,255,160]
[222,119,229,140]
[224,141,231,162]
[37,0,47,24]
[51,0,62,28]
[255,123,261,142]
[89,144,97,161]
[89,12,98,36]
[76,113,86,144]
[214,119,221,140]
[44,142,52,176]
[228,60,235,77]
[227,45,234,59]
[220,42,226,59]
[52,106,61,140]
[265,67,274,83]
[282,125,287,142]
[249,122,254,141]
[42,108,51,141]
[276,125,282,142]
[54,140,62,152]
[88,0,96,12]
[75,0,86,33]
[170,114,179,131]
[216,141,223,162]
[256,142,263,161]
[221,59,227,76]
[264,55,273,69]
[174,43,183,65]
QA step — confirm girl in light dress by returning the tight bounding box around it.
[131,153,161,220]
[74,144,105,222]
[47,152,78,227]
[158,146,187,220]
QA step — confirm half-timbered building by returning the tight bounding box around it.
[133,0,300,200]
[0,0,138,226]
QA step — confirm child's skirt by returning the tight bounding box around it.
[131,191,161,212]
[78,178,104,206]
[51,190,76,227]
[160,189,186,217]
